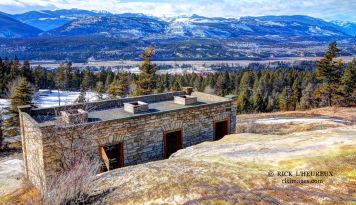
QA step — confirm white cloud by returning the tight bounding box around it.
[0,0,355,21]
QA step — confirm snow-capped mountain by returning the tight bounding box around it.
[164,15,349,38]
[331,20,356,36]
[0,13,42,38]
[42,14,167,38]
[12,9,113,31]
[39,14,351,39]
[2,9,354,39]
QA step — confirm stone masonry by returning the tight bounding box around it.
[19,89,237,189]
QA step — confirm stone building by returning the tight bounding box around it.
[19,88,237,188]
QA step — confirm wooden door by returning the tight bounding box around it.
[214,120,229,141]
[164,130,183,159]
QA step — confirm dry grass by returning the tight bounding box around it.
[237,121,344,135]
[236,106,356,135]
[0,179,40,205]
[238,106,356,122]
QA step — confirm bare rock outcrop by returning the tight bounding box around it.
[89,126,356,204]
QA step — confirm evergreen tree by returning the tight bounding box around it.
[104,70,114,90]
[3,78,33,137]
[135,46,157,95]
[253,91,265,112]
[95,81,105,100]
[215,74,225,96]
[156,77,165,93]
[9,55,20,80]
[108,74,129,98]
[81,67,95,90]
[236,90,252,113]
[299,83,315,110]
[291,77,302,110]
[171,79,181,91]
[21,60,33,83]
[194,76,205,92]
[279,86,292,111]
[75,88,86,103]
[340,59,356,105]
[314,41,344,106]
[55,64,69,91]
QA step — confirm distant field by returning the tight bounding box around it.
[30,56,355,70]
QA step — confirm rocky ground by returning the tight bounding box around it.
[89,126,356,204]
[0,152,22,196]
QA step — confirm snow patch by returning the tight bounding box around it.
[253,117,348,125]
[33,89,107,108]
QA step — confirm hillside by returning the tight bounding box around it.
[89,126,356,204]
[42,15,167,38]
[0,13,42,38]
[43,14,349,39]
[12,9,112,31]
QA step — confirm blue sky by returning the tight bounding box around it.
[1,0,355,21]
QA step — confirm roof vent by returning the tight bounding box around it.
[174,95,197,105]
[60,109,88,124]
[124,101,149,114]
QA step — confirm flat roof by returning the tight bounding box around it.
[32,92,231,127]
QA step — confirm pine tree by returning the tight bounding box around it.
[279,86,292,111]
[9,55,20,80]
[108,74,129,98]
[314,41,344,106]
[215,74,225,96]
[156,77,165,93]
[253,91,265,112]
[236,89,252,113]
[194,76,205,92]
[340,59,356,105]
[81,67,95,90]
[55,64,69,91]
[299,83,315,110]
[76,88,86,103]
[291,77,302,110]
[3,78,33,137]
[104,70,114,90]
[171,79,181,91]
[95,81,105,100]
[135,46,157,95]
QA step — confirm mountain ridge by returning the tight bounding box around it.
[0,13,42,38]
[1,10,355,38]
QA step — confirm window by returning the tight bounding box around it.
[98,143,124,172]
[214,120,229,141]
[164,130,183,159]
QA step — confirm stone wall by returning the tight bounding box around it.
[40,100,235,172]
[20,112,46,189]
[21,91,237,189]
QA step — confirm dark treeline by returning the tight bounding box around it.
[0,42,355,112]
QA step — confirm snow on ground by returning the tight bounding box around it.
[253,117,348,125]
[0,158,23,196]
[33,89,107,108]
[0,90,108,111]
[0,99,10,111]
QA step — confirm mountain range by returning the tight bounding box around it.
[0,9,355,39]
[0,9,355,61]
